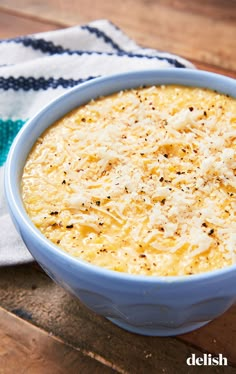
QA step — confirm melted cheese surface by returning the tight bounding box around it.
[22,85,236,276]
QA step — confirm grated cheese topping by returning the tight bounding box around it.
[21,85,236,276]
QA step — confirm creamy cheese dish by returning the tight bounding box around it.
[22,85,236,276]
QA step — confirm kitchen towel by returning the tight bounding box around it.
[0,19,194,266]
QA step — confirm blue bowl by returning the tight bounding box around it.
[4,69,236,336]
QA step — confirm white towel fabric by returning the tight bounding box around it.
[0,19,194,266]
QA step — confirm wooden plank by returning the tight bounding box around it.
[0,306,115,374]
[0,265,235,373]
[0,0,235,72]
[149,0,236,22]
[0,8,61,39]
[179,304,236,366]
[194,61,236,79]
[0,8,235,78]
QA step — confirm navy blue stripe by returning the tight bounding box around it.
[119,52,186,68]
[0,75,98,91]
[1,25,125,54]
[1,37,68,54]
[81,25,124,52]
[1,36,187,68]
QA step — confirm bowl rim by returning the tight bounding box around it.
[4,68,236,284]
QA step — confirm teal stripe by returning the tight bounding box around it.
[0,119,26,166]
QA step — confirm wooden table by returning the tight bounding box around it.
[0,1,235,373]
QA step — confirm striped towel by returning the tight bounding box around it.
[0,19,194,266]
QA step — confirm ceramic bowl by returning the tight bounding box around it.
[4,69,236,336]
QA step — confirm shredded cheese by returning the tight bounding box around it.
[21,85,236,276]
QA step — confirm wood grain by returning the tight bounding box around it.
[0,306,115,374]
[0,0,235,73]
[0,8,60,39]
[180,305,236,366]
[0,265,235,373]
